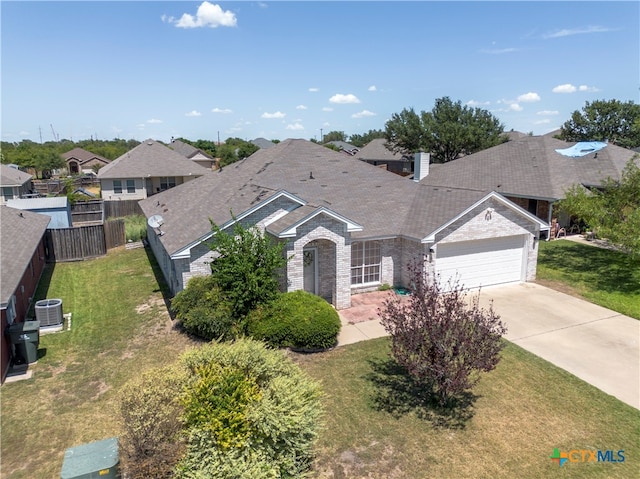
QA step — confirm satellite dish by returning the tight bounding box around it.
[147,214,165,235]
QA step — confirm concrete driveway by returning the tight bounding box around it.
[338,282,639,409]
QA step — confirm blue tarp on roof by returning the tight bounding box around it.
[555,141,607,158]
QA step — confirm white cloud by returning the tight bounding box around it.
[329,93,361,104]
[286,122,304,131]
[212,107,232,113]
[262,111,286,119]
[552,83,577,93]
[296,105,307,110]
[534,119,551,125]
[579,85,600,92]
[517,92,541,103]
[147,118,163,124]
[537,110,559,115]
[322,107,333,112]
[308,87,319,92]
[509,103,523,112]
[352,110,376,118]
[185,110,202,117]
[543,25,612,39]
[467,100,490,107]
[368,85,377,92]
[171,2,237,29]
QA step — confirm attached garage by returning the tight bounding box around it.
[435,235,526,290]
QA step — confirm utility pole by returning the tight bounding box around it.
[320,128,323,143]
[39,126,43,143]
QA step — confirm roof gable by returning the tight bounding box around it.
[97,139,210,179]
[62,147,110,165]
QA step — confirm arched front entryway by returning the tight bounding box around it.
[68,161,80,174]
[303,239,336,304]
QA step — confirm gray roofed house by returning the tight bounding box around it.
[355,138,413,176]
[251,138,277,149]
[97,139,210,200]
[169,139,216,170]
[140,139,548,309]
[0,164,34,205]
[1,206,51,382]
[61,147,111,175]
[419,134,637,227]
[325,141,360,155]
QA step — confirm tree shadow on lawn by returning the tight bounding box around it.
[539,242,640,295]
[364,357,478,430]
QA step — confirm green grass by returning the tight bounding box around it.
[120,214,148,242]
[293,338,640,479]
[0,248,195,479]
[536,240,640,320]
[2,244,638,479]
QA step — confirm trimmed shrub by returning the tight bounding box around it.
[119,365,188,479]
[246,290,341,350]
[171,275,237,341]
[176,339,323,479]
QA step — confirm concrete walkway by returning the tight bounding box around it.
[337,283,639,409]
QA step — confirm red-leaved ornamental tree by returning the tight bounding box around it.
[379,260,506,406]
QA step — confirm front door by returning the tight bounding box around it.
[303,248,318,295]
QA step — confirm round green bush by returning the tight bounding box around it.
[246,290,341,350]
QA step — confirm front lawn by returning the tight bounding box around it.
[294,338,640,479]
[536,240,640,320]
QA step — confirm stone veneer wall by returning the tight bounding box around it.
[433,197,541,281]
[284,215,351,309]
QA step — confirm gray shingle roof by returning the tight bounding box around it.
[97,139,210,179]
[0,206,51,305]
[420,135,636,200]
[0,164,32,187]
[169,140,213,159]
[251,138,277,149]
[140,139,508,256]
[356,138,410,162]
[62,147,110,165]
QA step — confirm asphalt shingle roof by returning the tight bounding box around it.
[139,139,502,256]
[356,138,410,162]
[0,164,32,187]
[169,140,213,159]
[97,139,210,179]
[62,147,110,164]
[0,206,51,305]
[420,135,636,200]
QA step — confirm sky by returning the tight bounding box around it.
[1,1,638,144]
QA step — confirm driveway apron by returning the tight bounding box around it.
[339,282,640,409]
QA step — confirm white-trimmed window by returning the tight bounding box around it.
[6,295,16,325]
[126,179,136,193]
[113,180,122,194]
[2,187,14,200]
[351,241,381,285]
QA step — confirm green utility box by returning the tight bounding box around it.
[60,437,120,479]
[7,320,40,364]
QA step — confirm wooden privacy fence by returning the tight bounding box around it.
[71,200,104,224]
[104,200,142,218]
[45,220,126,262]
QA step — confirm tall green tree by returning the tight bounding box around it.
[348,129,385,147]
[208,220,289,319]
[558,99,640,149]
[321,130,346,143]
[385,97,507,163]
[558,157,640,257]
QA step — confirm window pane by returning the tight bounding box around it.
[113,180,122,194]
[126,180,135,193]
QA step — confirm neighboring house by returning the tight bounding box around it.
[139,139,548,310]
[97,139,210,201]
[251,138,277,150]
[6,197,72,228]
[61,148,111,175]
[1,206,51,383]
[355,138,413,176]
[419,132,637,228]
[0,164,34,205]
[169,139,216,169]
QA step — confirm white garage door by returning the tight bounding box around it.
[436,235,525,290]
